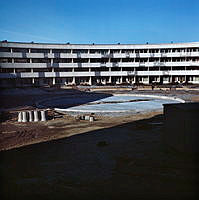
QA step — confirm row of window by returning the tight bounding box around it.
[0,47,199,54]
[1,57,199,63]
[1,76,199,85]
[1,66,198,73]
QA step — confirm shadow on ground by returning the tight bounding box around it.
[0,114,198,200]
[0,87,112,109]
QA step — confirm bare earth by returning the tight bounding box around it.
[0,86,199,151]
[0,87,199,200]
[0,110,161,151]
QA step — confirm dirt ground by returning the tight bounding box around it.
[0,87,199,199]
[0,86,199,152]
[0,110,162,151]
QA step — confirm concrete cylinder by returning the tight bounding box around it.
[85,115,90,120]
[22,111,27,122]
[34,110,39,122]
[89,116,94,122]
[28,111,33,122]
[18,112,22,122]
[41,110,46,122]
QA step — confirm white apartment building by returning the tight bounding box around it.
[0,41,199,87]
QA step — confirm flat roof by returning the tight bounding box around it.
[1,40,199,46]
[1,41,199,49]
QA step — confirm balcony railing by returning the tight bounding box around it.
[1,51,199,59]
[1,61,199,69]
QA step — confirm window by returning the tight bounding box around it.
[0,58,12,63]
[33,68,52,72]
[31,49,50,53]
[14,58,30,63]
[0,68,14,73]
[12,48,29,53]
[52,49,71,53]
[53,58,72,63]
[0,47,11,52]
[15,68,31,72]
[110,49,121,54]
[73,58,89,63]
[73,49,88,54]
[54,68,72,72]
[32,58,51,63]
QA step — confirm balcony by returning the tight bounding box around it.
[0,61,199,69]
[0,69,199,79]
[1,51,199,60]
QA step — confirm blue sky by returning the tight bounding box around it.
[0,0,198,44]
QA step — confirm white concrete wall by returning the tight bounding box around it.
[0,41,199,86]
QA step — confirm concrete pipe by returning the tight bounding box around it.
[34,110,39,122]
[22,111,27,122]
[18,112,22,122]
[28,111,33,122]
[85,115,90,120]
[89,116,94,122]
[41,110,47,122]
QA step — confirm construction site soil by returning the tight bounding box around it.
[1,86,198,151]
[0,86,199,199]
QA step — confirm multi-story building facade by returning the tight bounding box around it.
[0,41,199,87]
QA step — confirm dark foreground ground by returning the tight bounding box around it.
[0,114,199,200]
[0,87,199,200]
